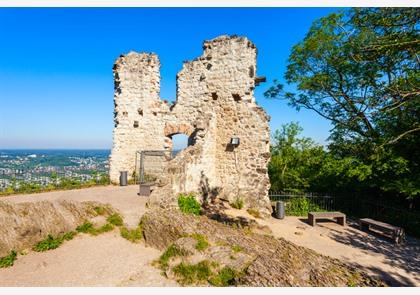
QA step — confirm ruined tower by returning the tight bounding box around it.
[110,35,272,216]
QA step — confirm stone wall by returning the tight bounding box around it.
[109,35,272,216]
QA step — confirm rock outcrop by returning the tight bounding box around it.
[141,208,385,287]
[0,200,114,256]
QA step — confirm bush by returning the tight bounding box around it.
[178,193,201,215]
[230,196,244,209]
[0,250,17,268]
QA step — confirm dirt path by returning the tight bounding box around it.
[0,185,177,286]
[226,208,420,286]
[0,185,145,227]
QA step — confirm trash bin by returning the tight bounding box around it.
[119,171,128,186]
[275,201,285,219]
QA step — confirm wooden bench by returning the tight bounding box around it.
[359,218,405,244]
[308,211,346,227]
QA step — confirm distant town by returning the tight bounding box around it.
[0,150,110,191]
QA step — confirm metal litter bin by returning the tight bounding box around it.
[119,171,128,186]
[275,201,285,219]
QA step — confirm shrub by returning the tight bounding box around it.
[0,250,17,268]
[120,226,142,243]
[178,193,201,215]
[230,196,244,209]
[107,213,124,226]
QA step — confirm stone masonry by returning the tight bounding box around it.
[109,35,272,216]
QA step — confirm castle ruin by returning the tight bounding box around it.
[109,35,272,216]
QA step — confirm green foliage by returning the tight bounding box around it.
[120,226,142,243]
[269,122,326,192]
[107,213,123,226]
[231,245,243,253]
[230,196,244,209]
[93,206,106,216]
[172,260,240,286]
[190,233,209,251]
[76,222,95,234]
[265,8,420,201]
[76,221,115,235]
[0,173,110,196]
[157,244,188,270]
[33,232,76,252]
[285,197,323,216]
[99,223,115,233]
[209,266,238,287]
[178,193,201,215]
[0,250,17,268]
[172,260,213,285]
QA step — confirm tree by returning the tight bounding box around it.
[265,8,419,147]
[265,8,420,200]
[269,122,325,192]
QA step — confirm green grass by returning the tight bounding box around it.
[157,244,188,270]
[120,226,142,243]
[178,193,201,215]
[107,213,124,226]
[76,221,115,235]
[231,245,243,253]
[0,250,17,268]
[230,196,244,209]
[93,206,106,216]
[171,261,239,286]
[285,197,324,216]
[209,266,238,287]
[99,223,115,233]
[190,233,209,251]
[76,221,95,234]
[33,232,76,252]
[173,260,213,285]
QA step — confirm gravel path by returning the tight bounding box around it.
[0,185,177,286]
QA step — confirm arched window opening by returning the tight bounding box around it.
[171,133,189,157]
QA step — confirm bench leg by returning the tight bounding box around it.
[360,223,370,232]
[309,215,316,226]
[336,216,346,226]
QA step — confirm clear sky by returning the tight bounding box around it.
[0,8,339,149]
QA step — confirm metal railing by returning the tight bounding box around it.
[269,191,420,237]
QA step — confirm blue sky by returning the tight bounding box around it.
[0,8,339,149]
